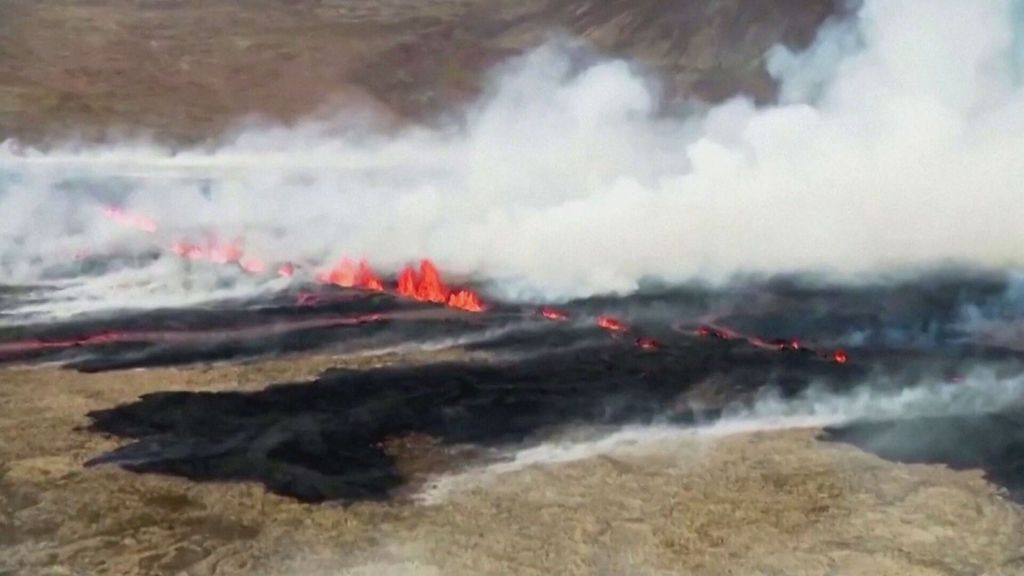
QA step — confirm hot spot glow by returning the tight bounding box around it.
[540,307,569,321]
[102,206,158,233]
[171,236,245,266]
[239,257,266,274]
[396,259,485,312]
[318,258,384,292]
[397,260,448,303]
[447,289,485,312]
[205,238,243,264]
[597,315,628,333]
[635,337,660,350]
[171,241,204,260]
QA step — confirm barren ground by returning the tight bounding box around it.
[2,353,1024,576]
[0,0,834,143]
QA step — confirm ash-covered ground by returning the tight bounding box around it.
[3,268,1024,507]
[3,269,1024,575]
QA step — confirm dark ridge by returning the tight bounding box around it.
[3,271,1023,372]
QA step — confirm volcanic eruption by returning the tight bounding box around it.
[0,0,1022,514]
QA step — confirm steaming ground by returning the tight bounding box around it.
[3,0,1024,315]
[420,367,1024,503]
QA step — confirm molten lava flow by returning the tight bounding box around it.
[686,320,848,364]
[239,257,266,274]
[102,206,158,233]
[319,258,384,292]
[695,325,731,340]
[172,241,205,260]
[447,289,485,312]
[172,236,245,265]
[597,315,629,333]
[278,262,296,278]
[770,338,801,351]
[540,307,569,321]
[395,259,485,312]
[692,322,781,351]
[635,337,660,350]
[205,239,243,264]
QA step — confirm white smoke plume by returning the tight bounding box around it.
[2,0,1023,315]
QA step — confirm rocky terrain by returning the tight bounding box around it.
[0,0,836,143]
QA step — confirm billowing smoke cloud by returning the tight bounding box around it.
[2,0,1023,315]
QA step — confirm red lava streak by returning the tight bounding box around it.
[597,316,628,333]
[695,325,730,339]
[687,321,849,364]
[102,207,158,233]
[540,307,569,321]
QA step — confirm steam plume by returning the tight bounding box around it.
[2,0,1023,312]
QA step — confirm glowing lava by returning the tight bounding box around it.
[206,240,243,264]
[396,259,485,312]
[171,237,244,265]
[239,257,266,274]
[635,337,660,350]
[102,207,158,233]
[171,241,205,260]
[597,316,629,333]
[687,321,849,365]
[540,307,569,321]
[695,325,731,339]
[278,262,296,278]
[318,258,385,292]
[447,289,485,312]
[770,338,801,351]
[398,260,448,303]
